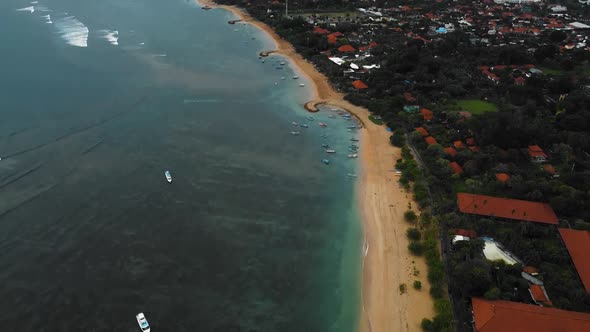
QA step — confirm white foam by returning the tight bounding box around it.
[16,6,35,13]
[154,54,167,57]
[97,29,119,46]
[30,1,39,4]
[54,16,88,47]
[35,6,52,12]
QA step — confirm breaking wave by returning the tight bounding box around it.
[54,16,88,47]
[97,29,119,46]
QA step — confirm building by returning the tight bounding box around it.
[457,193,559,225]
[449,161,464,175]
[559,228,590,293]
[528,145,548,163]
[352,80,368,89]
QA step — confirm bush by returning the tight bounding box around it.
[409,241,425,256]
[421,318,434,331]
[399,283,407,294]
[407,228,422,241]
[404,210,418,223]
[414,280,422,290]
[484,287,501,300]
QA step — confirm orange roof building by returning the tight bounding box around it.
[495,173,510,182]
[529,284,552,306]
[313,26,330,34]
[453,140,465,149]
[449,162,463,174]
[444,147,458,156]
[457,193,558,224]
[415,127,429,137]
[420,108,433,121]
[425,136,437,145]
[338,44,356,52]
[528,145,548,162]
[544,164,557,176]
[472,298,590,331]
[559,228,590,293]
[352,80,368,89]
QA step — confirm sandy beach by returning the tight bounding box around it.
[195,1,434,330]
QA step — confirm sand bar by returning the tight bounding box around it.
[195,1,434,330]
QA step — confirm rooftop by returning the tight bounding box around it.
[472,298,590,332]
[559,228,590,293]
[457,193,558,224]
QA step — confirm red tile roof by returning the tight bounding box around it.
[425,136,438,145]
[352,80,368,89]
[453,140,465,149]
[528,145,548,158]
[466,138,476,146]
[515,77,526,85]
[313,26,330,35]
[449,162,463,174]
[403,92,416,103]
[472,298,590,332]
[454,228,477,238]
[469,146,480,153]
[420,108,433,121]
[338,45,356,53]
[444,147,458,156]
[544,164,557,175]
[559,228,590,293]
[327,35,338,44]
[529,284,551,305]
[415,127,429,137]
[496,173,510,182]
[457,193,558,224]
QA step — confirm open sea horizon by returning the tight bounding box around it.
[0,0,361,331]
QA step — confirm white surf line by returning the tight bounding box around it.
[16,6,35,13]
[54,15,89,47]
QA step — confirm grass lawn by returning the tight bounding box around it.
[369,115,384,125]
[457,99,498,115]
[540,67,564,75]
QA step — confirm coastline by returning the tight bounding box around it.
[194,1,434,331]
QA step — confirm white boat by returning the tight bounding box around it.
[290,131,301,135]
[299,83,305,87]
[300,124,309,128]
[291,122,298,126]
[348,154,358,158]
[319,122,327,127]
[136,313,151,332]
[293,75,299,79]
[347,173,357,178]
[165,170,172,183]
[326,149,336,154]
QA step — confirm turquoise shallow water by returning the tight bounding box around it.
[0,0,361,331]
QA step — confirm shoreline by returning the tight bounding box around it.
[194,1,434,331]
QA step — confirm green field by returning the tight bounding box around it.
[368,115,384,125]
[457,99,498,115]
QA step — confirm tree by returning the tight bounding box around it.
[409,241,425,255]
[404,210,418,223]
[414,280,423,290]
[407,228,422,240]
[484,287,501,300]
[390,130,406,147]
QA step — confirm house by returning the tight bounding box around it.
[452,228,477,244]
[529,284,552,306]
[528,145,548,163]
[453,140,465,149]
[444,147,458,156]
[420,108,434,121]
[415,127,429,137]
[338,45,356,53]
[514,76,526,85]
[543,164,558,177]
[313,26,330,34]
[495,173,510,182]
[449,162,464,174]
[456,193,559,225]
[559,229,590,293]
[425,136,438,145]
[471,298,590,332]
[352,80,368,89]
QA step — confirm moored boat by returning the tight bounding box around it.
[291,122,298,126]
[348,154,358,158]
[319,122,327,127]
[300,124,309,128]
[290,131,301,135]
[321,144,330,148]
[299,83,305,87]
[326,149,336,154]
[165,170,172,183]
[306,116,314,121]
[347,173,357,178]
[350,138,359,142]
[293,75,299,79]
[321,159,330,165]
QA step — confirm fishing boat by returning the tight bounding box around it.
[280,61,286,66]
[348,154,358,158]
[165,170,172,183]
[347,173,357,178]
[293,75,299,79]
[290,131,301,135]
[350,144,359,149]
[350,138,359,142]
[321,144,330,148]
[328,114,336,119]
[280,77,286,80]
[300,124,309,128]
[291,122,298,126]
[321,159,330,165]
[319,122,327,127]
[136,313,151,332]
[349,148,359,152]
[326,149,336,154]
[347,125,357,129]
[306,116,314,121]
[261,59,265,63]
[299,83,305,87]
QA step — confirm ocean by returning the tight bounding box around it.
[0,0,361,331]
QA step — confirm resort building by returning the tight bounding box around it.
[457,193,558,225]
[472,298,590,331]
[559,228,590,293]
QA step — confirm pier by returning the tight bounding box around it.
[228,19,242,24]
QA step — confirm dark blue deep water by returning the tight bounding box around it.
[0,0,361,331]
